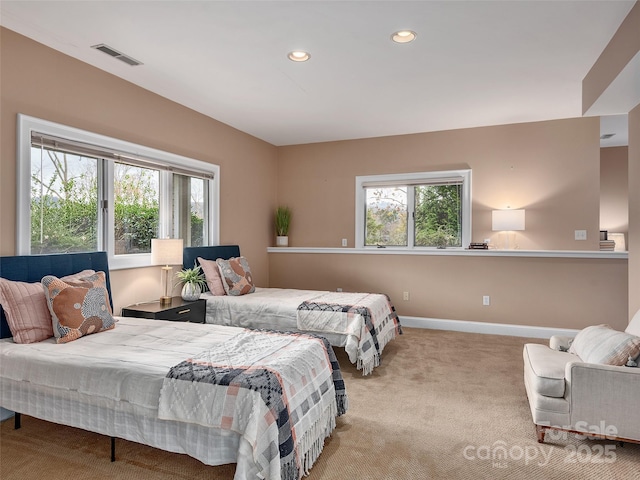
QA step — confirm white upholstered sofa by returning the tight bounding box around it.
[523,309,640,444]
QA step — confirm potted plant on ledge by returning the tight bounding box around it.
[175,263,207,301]
[275,206,291,247]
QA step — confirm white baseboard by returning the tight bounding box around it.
[400,316,579,339]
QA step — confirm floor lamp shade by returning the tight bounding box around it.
[151,238,183,306]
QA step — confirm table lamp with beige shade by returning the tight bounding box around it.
[151,238,183,306]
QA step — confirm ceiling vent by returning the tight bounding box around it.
[91,44,143,66]
[600,133,616,140]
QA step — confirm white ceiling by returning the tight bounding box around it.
[0,1,635,147]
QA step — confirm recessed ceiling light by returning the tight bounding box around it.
[391,30,417,44]
[288,51,310,62]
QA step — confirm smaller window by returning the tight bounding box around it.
[356,170,471,249]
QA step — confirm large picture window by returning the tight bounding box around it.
[356,170,471,249]
[18,115,219,269]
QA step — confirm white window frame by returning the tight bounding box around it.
[355,169,472,249]
[17,114,220,269]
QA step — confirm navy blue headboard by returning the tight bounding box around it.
[0,252,112,339]
[183,245,241,271]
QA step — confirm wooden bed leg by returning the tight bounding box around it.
[111,437,116,462]
[536,425,547,443]
[14,412,21,430]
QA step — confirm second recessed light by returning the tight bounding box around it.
[391,30,417,44]
[288,51,311,62]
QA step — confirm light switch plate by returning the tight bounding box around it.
[575,230,587,240]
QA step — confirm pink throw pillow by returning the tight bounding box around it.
[198,257,226,296]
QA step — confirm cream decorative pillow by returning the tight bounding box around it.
[198,257,226,296]
[569,324,640,366]
[0,270,95,344]
[42,271,115,344]
[216,256,255,296]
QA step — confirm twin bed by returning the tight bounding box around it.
[0,252,347,480]
[183,245,402,376]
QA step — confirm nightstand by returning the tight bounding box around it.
[121,297,205,323]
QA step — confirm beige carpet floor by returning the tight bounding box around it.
[1,327,638,479]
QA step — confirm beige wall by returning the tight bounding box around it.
[278,118,601,250]
[0,28,278,314]
[269,253,628,331]
[583,1,640,321]
[600,146,629,238]
[629,103,640,318]
[271,119,628,330]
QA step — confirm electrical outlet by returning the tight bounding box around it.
[341,238,348,247]
[484,238,491,244]
[483,295,490,306]
[336,287,343,292]
[403,291,410,301]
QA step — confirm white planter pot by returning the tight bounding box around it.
[181,283,202,301]
[276,236,289,247]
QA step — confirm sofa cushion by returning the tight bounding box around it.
[569,324,640,366]
[549,335,573,352]
[523,343,575,398]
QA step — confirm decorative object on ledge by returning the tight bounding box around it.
[607,232,626,252]
[492,208,525,250]
[600,239,616,251]
[275,206,291,247]
[175,263,207,301]
[468,242,489,250]
[151,238,183,306]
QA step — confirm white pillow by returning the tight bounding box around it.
[569,324,640,366]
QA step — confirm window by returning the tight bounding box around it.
[355,170,471,249]
[18,114,219,269]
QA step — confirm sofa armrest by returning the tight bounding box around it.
[565,362,640,441]
[549,335,573,351]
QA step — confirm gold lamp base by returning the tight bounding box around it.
[159,265,173,307]
[159,296,173,307]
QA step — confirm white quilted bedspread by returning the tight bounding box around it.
[0,317,242,410]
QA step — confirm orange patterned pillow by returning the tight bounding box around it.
[42,271,115,344]
[0,270,95,343]
[215,256,255,296]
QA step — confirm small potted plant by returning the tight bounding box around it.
[275,206,292,247]
[175,263,207,301]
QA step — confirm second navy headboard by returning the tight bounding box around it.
[183,245,241,271]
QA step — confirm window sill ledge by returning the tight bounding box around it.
[267,247,628,259]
